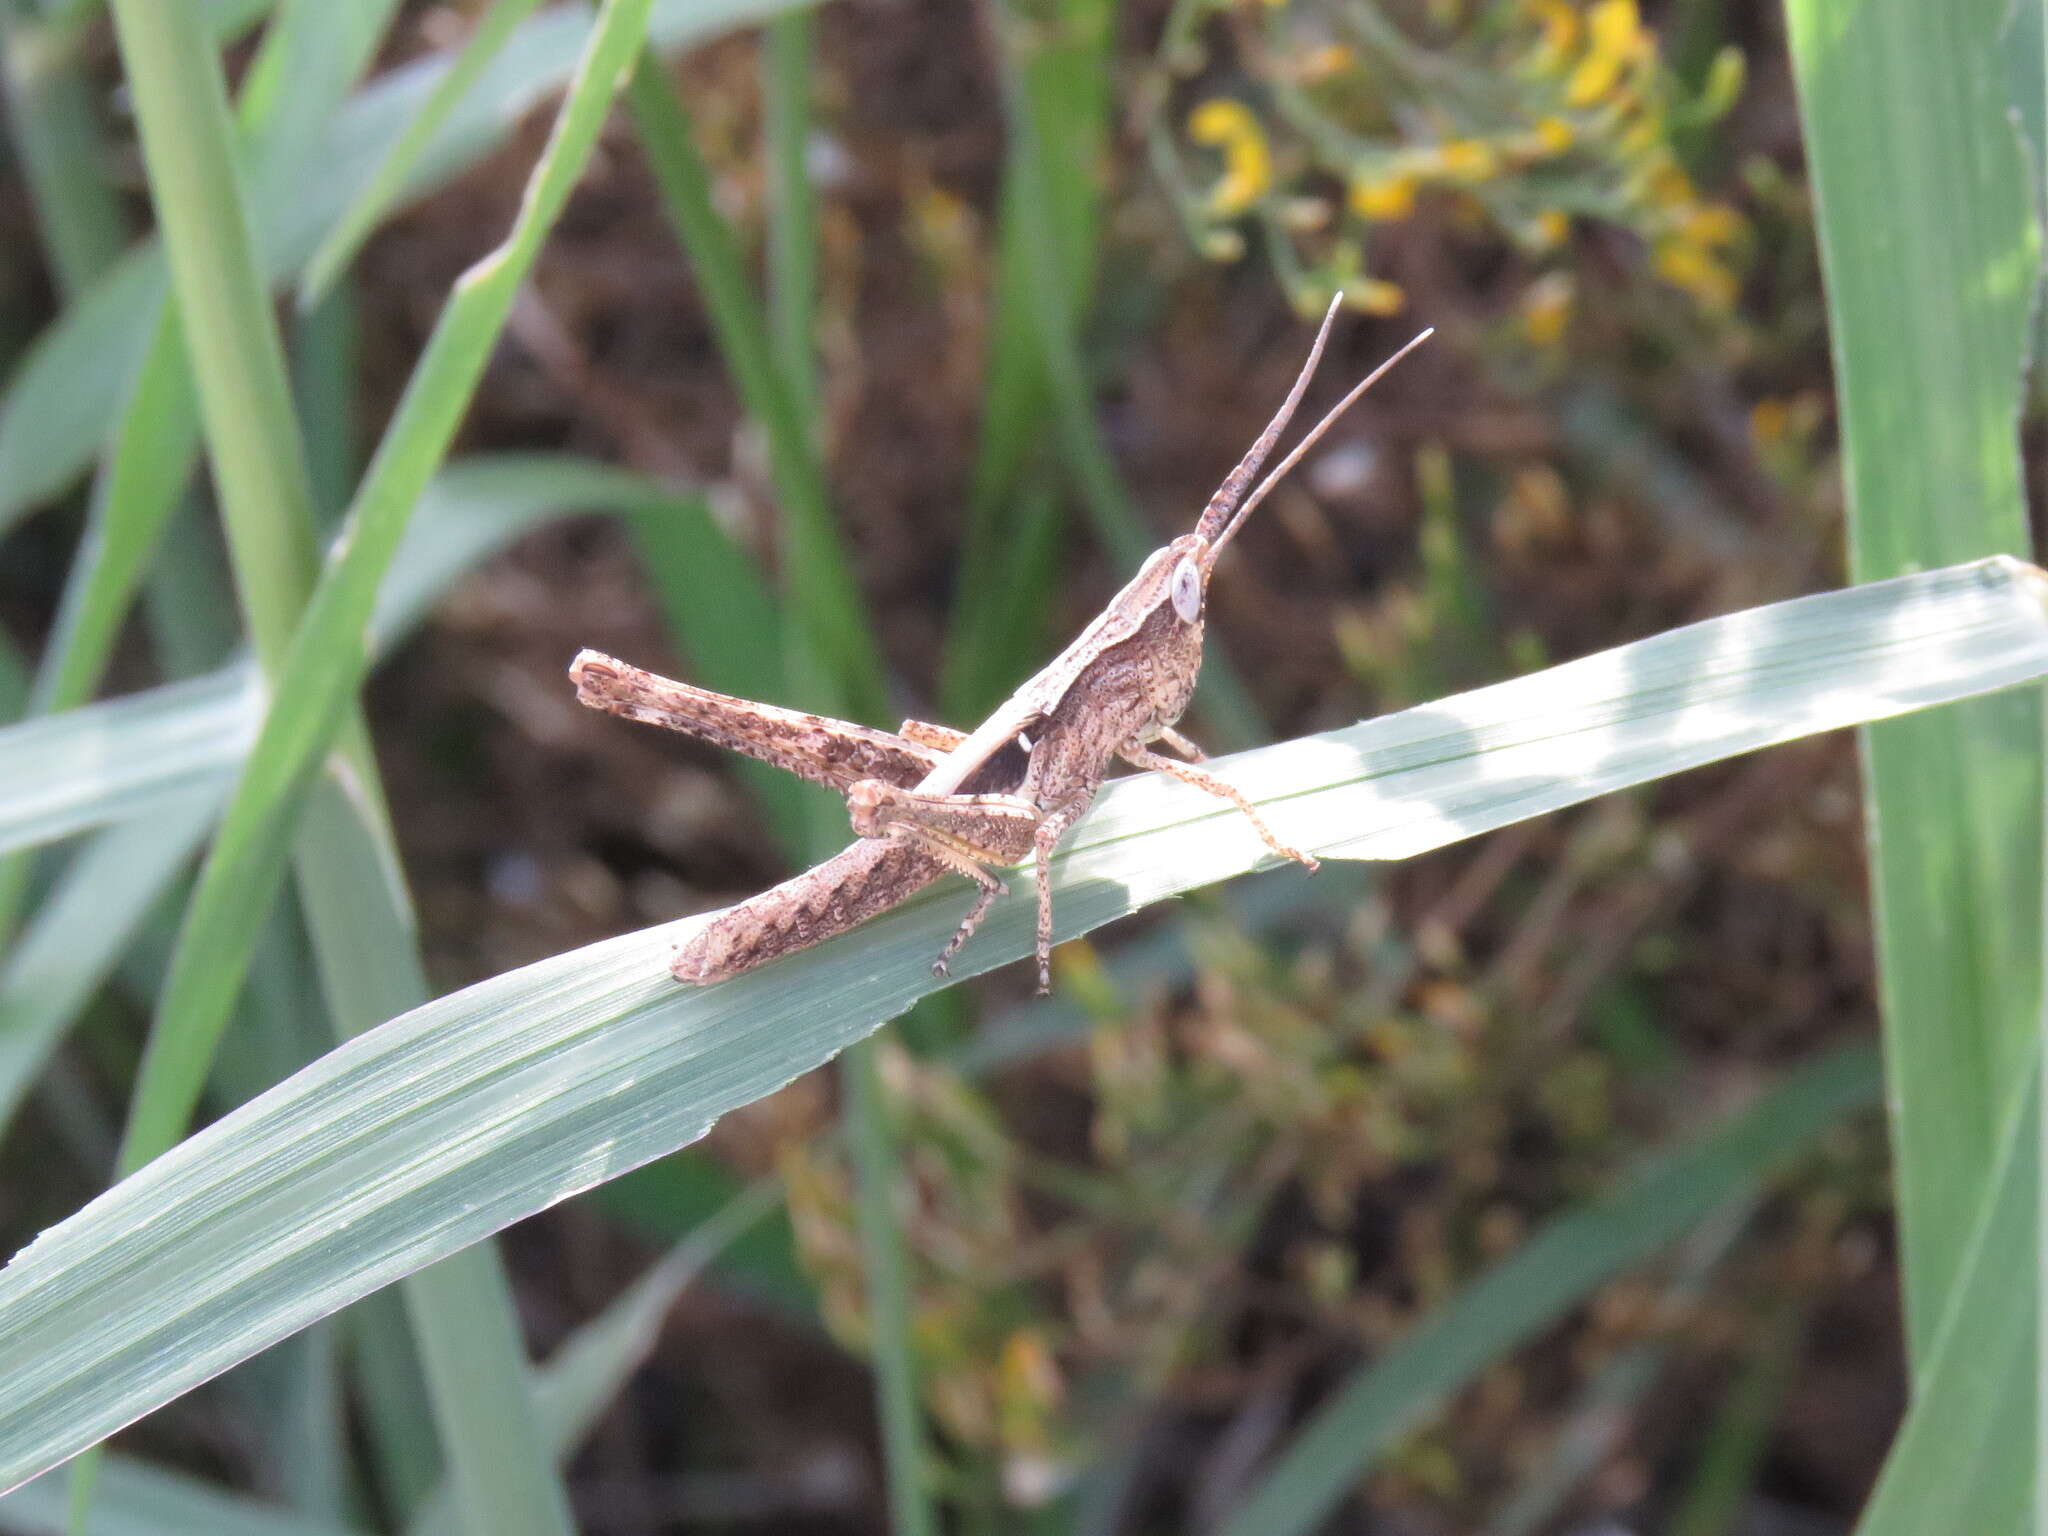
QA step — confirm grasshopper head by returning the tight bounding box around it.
[1099,305,1434,661]
[1190,299,1434,580]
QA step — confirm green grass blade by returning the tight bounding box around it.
[0,558,2039,1490]
[2,1456,363,1536]
[28,304,197,714]
[0,298,194,941]
[348,1294,441,1522]
[1784,0,2042,1361]
[98,8,575,1533]
[623,54,886,722]
[211,915,351,1524]
[0,669,257,857]
[749,31,931,1523]
[844,1043,938,1536]
[202,0,277,43]
[3,0,388,947]
[626,496,786,703]
[0,0,813,527]
[374,455,683,642]
[940,0,1110,721]
[1852,1060,2037,1533]
[296,0,541,309]
[1213,1047,1878,1536]
[0,6,128,296]
[761,11,818,418]
[0,248,166,539]
[404,1180,783,1535]
[0,641,23,723]
[399,1249,575,1536]
[594,1155,814,1316]
[119,0,656,1179]
[107,0,320,659]
[292,283,360,524]
[0,1187,777,1536]
[235,0,401,212]
[1666,1306,1807,1536]
[620,57,809,514]
[0,789,216,1130]
[627,493,830,861]
[138,498,240,678]
[0,454,697,859]
[942,468,1067,720]
[984,0,1264,749]
[523,1182,781,1455]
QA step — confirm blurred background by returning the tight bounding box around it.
[0,0,2030,1532]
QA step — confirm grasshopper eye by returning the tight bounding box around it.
[1170,557,1202,623]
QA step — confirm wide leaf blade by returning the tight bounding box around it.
[0,558,2041,1489]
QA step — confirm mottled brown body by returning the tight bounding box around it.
[570,302,1430,989]
[670,839,949,983]
[571,650,1028,983]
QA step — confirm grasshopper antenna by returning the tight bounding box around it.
[1207,320,1435,563]
[1192,293,1345,546]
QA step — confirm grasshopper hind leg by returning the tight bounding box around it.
[933,880,1001,977]
[899,718,970,752]
[898,833,1008,978]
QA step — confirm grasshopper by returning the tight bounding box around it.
[572,298,1429,990]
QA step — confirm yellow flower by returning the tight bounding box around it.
[1298,42,1355,82]
[998,1329,1062,1437]
[1435,137,1502,182]
[1352,278,1408,315]
[1566,0,1649,107]
[1642,154,1697,208]
[1750,397,1790,446]
[1653,236,1739,309]
[1535,115,1576,154]
[1349,171,1419,220]
[1521,271,1572,347]
[1525,0,1581,72]
[1188,98,1272,217]
[1532,208,1571,251]
[1680,202,1745,248]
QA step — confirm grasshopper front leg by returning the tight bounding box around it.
[1120,743,1319,872]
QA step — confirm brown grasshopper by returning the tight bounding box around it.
[572,298,1429,991]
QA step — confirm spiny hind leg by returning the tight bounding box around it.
[1120,745,1320,872]
[932,877,1002,977]
[1030,789,1098,994]
[898,718,969,752]
[908,836,1007,978]
[880,825,1007,978]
